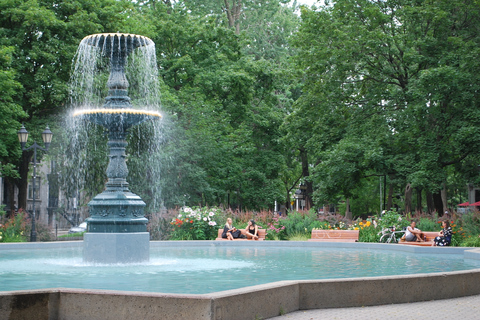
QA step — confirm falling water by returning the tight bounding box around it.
[58,34,166,216]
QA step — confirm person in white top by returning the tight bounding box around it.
[405,221,425,242]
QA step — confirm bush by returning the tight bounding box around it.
[283,211,324,235]
[416,217,438,231]
[460,235,480,247]
[169,207,222,240]
[0,211,28,242]
[266,216,287,240]
[376,210,409,231]
[358,224,379,242]
[24,219,54,242]
[287,232,310,241]
[147,209,178,240]
[457,211,480,236]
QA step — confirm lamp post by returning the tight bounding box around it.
[18,125,53,242]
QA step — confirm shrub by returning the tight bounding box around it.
[457,211,480,236]
[358,224,379,242]
[317,213,351,230]
[450,220,466,247]
[266,216,287,240]
[287,232,310,241]
[230,209,273,229]
[460,235,480,247]
[147,209,178,240]
[28,220,54,242]
[375,210,409,231]
[0,211,28,242]
[416,217,437,231]
[169,206,222,240]
[281,211,322,236]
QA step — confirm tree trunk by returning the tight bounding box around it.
[299,147,313,210]
[441,184,448,215]
[415,187,422,213]
[345,198,352,220]
[432,191,444,216]
[224,0,242,35]
[386,182,394,211]
[17,150,32,212]
[426,190,435,214]
[404,183,412,215]
[4,177,16,216]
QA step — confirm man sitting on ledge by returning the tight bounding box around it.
[405,221,425,242]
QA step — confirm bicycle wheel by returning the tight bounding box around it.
[379,234,391,243]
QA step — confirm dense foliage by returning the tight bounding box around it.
[289,0,480,215]
[1,0,480,225]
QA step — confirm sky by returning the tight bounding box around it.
[296,0,322,7]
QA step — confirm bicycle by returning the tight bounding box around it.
[378,226,405,243]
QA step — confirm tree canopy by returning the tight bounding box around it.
[1,0,480,217]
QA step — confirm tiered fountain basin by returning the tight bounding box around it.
[73,109,161,136]
[73,109,161,130]
[73,108,162,263]
[81,33,153,52]
[1,241,480,320]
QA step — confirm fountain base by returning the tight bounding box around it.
[83,232,150,263]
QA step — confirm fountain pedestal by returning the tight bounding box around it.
[74,33,161,264]
[83,190,150,263]
[84,233,149,264]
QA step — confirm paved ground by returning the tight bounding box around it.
[267,294,480,320]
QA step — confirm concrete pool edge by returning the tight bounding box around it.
[1,241,480,320]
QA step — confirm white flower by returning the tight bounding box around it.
[209,211,215,217]
[208,221,217,226]
[184,207,192,213]
[178,214,182,218]
[203,217,208,221]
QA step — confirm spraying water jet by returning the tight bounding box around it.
[73,33,161,263]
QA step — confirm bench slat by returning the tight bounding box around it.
[309,229,359,242]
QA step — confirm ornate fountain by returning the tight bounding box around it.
[73,33,161,263]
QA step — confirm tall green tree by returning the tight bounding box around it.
[0,45,28,213]
[0,0,135,211]
[290,0,480,215]
[130,3,286,210]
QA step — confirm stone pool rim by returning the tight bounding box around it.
[1,240,480,320]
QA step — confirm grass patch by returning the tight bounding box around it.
[286,232,310,241]
[58,232,85,238]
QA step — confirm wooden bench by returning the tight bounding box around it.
[398,231,439,246]
[308,229,359,242]
[215,228,266,241]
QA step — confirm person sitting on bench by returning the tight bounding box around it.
[245,219,259,240]
[222,218,241,240]
[405,221,425,242]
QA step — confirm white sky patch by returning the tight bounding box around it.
[296,0,324,7]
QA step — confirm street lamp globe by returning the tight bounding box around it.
[42,126,53,150]
[17,125,29,149]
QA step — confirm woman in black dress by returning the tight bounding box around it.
[433,220,452,246]
[245,219,259,240]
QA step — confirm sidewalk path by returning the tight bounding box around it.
[267,294,480,320]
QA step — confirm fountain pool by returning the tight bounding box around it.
[2,241,480,294]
